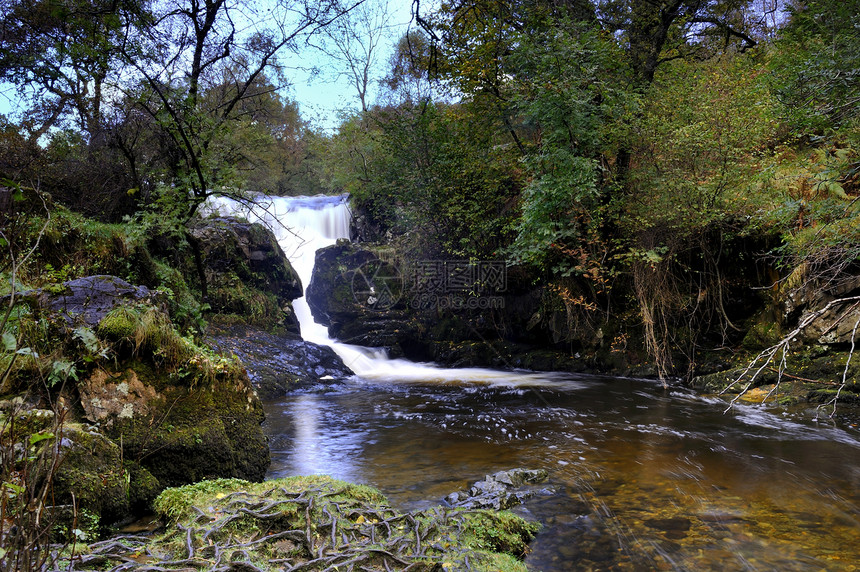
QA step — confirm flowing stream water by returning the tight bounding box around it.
[211,195,860,571]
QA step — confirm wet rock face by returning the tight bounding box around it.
[305,242,412,349]
[17,275,160,327]
[445,468,552,510]
[802,297,860,345]
[305,242,379,328]
[206,324,354,398]
[191,216,303,303]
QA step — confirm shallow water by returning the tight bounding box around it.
[263,373,860,571]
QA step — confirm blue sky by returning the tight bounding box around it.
[280,1,416,130]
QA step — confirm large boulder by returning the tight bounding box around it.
[15,275,161,327]
[306,241,411,348]
[206,324,354,398]
[304,242,600,371]
[305,241,383,327]
[191,216,302,331]
[191,216,302,301]
[77,361,269,490]
[4,278,271,527]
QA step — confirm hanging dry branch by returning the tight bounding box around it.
[721,295,860,413]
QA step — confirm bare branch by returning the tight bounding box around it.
[722,295,860,412]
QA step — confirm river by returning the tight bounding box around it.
[210,194,860,571]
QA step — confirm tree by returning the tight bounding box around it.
[426,0,598,153]
[596,0,759,87]
[0,0,149,142]
[209,72,322,195]
[313,0,393,112]
[122,0,351,220]
[770,0,860,135]
[380,30,437,106]
[505,17,629,275]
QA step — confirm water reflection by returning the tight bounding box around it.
[288,394,322,475]
[263,375,860,571]
[272,393,365,484]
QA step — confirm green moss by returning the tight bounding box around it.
[142,475,538,571]
[741,319,782,351]
[126,462,161,512]
[50,426,131,526]
[22,208,144,287]
[0,405,56,437]
[153,477,254,522]
[456,509,542,557]
[148,259,204,329]
[154,475,387,523]
[96,305,245,389]
[98,306,140,339]
[208,279,282,327]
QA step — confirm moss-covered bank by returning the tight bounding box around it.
[71,476,540,572]
[0,279,269,536]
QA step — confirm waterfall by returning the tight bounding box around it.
[205,194,386,372]
[206,194,579,388]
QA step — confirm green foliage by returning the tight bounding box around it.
[208,280,281,327]
[47,359,77,388]
[509,158,598,271]
[498,18,630,277]
[22,207,138,286]
[770,0,860,135]
[328,103,522,258]
[628,54,780,233]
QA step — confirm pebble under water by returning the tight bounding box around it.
[263,373,860,571]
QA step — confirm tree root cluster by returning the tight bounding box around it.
[55,477,539,572]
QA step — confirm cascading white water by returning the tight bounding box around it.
[206,194,581,389]
[205,194,387,373]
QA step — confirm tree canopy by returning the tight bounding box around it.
[1,0,858,380]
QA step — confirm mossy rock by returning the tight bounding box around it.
[190,216,302,318]
[50,426,132,528]
[741,319,782,350]
[0,402,56,436]
[126,461,161,513]
[689,368,775,393]
[68,475,540,571]
[101,370,269,489]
